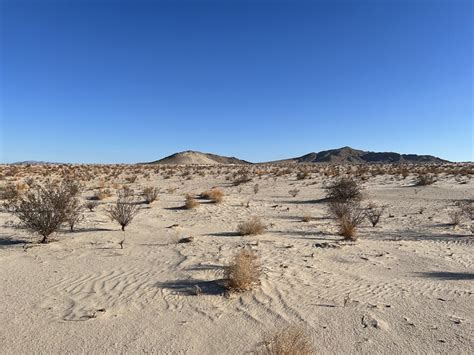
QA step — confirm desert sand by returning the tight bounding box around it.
[0,164,472,354]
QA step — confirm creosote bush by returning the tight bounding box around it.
[365,204,385,227]
[325,177,362,203]
[415,173,436,186]
[5,180,81,243]
[260,326,316,355]
[106,193,140,231]
[224,249,261,292]
[201,188,224,203]
[337,204,365,240]
[237,217,265,236]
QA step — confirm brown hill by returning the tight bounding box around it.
[148,151,251,165]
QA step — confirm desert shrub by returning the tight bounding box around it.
[237,217,265,236]
[233,175,252,186]
[84,200,98,211]
[302,214,312,222]
[201,188,224,203]
[106,194,140,231]
[0,182,20,201]
[5,180,80,243]
[296,171,309,180]
[125,175,137,183]
[142,187,159,204]
[327,200,352,219]
[288,189,300,198]
[254,183,259,195]
[337,204,365,240]
[456,200,473,221]
[184,194,199,209]
[325,177,362,202]
[415,173,436,186]
[448,209,463,227]
[365,204,385,227]
[260,326,315,355]
[92,189,111,200]
[224,249,261,292]
[66,197,83,231]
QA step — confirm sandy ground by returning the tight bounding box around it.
[0,168,473,354]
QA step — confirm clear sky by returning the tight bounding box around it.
[1,0,472,163]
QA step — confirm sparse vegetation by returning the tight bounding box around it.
[415,173,436,186]
[142,187,159,204]
[184,194,199,209]
[201,188,224,203]
[288,189,300,198]
[325,177,362,203]
[106,193,140,231]
[260,326,315,355]
[237,217,265,236]
[365,203,385,227]
[85,200,98,211]
[224,249,261,292]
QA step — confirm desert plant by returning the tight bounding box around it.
[0,182,20,201]
[224,249,261,292]
[365,204,385,227]
[84,200,98,211]
[302,214,312,222]
[288,189,300,198]
[184,194,199,209]
[237,217,265,236]
[260,326,315,355]
[456,200,473,221]
[233,175,252,186]
[337,204,365,240]
[415,173,436,186]
[448,209,463,227]
[201,188,224,203]
[92,189,111,200]
[296,171,309,180]
[5,180,79,243]
[325,177,362,202]
[66,197,83,231]
[142,187,159,204]
[106,195,140,231]
[254,183,259,195]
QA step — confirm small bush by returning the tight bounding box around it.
[233,175,252,186]
[142,187,159,204]
[365,204,385,227]
[224,249,261,292]
[93,189,111,200]
[0,183,20,201]
[296,171,309,180]
[260,326,315,355]
[325,177,362,202]
[415,173,436,186]
[184,194,199,209]
[201,188,224,203]
[237,217,265,236]
[84,201,98,211]
[338,205,365,241]
[106,195,140,231]
[302,214,312,222]
[288,189,300,198]
[66,197,83,231]
[448,209,463,227]
[254,184,259,195]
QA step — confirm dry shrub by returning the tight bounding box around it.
[415,173,436,186]
[365,204,385,227]
[237,217,265,236]
[5,180,81,243]
[338,205,365,240]
[301,214,312,222]
[224,249,260,292]
[106,194,140,231]
[0,182,20,201]
[325,177,362,203]
[233,175,252,186]
[93,189,111,200]
[142,187,159,204]
[184,194,199,209]
[260,326,315,355]
[85,200,98,211]
[456,200,473,221]
[448,209,463,227]
[296,171,309,180]
[201,188,224,203]
[288,189,300,198]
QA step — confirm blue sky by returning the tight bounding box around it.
[1,0,472,163]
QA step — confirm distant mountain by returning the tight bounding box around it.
[148,150,251,165]
[11,160,60,165]
[268,146,449,164]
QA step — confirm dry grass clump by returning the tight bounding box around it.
[184,194,200,209]
[237,217,265,236]
[328,201,365,240]
[233,174,252,186]
[260,326,315,355]
[448,209,463,227]
[201,188,224,203]
[142,187,159,204]
[224,249,261,292]
[92,188,112,200]
[301,214,312,222]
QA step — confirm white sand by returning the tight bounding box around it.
[0,166,472,354]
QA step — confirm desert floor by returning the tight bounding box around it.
[1,167,473,354]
